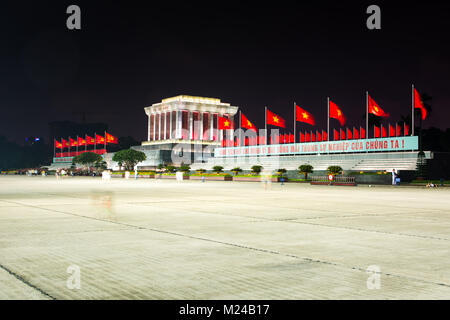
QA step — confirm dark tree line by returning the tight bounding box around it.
[0,136,52,170]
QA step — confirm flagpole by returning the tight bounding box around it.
[94,132,97,153]
[293,102,296,143]
[239,110,242,146]
[327,97,330,141]
[53,139,56,159]
[366,91,369,139]
[104,131,107,154]
[265,106,267,145]
[412,84,415,136]
[76,135,79,156]
[85,134,87,152]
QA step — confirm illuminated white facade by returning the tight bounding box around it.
[143,95,238,146]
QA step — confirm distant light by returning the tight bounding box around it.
[35,138,40,141]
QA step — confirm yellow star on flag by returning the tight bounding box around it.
[273,116,279,123]
[302,112,309,119]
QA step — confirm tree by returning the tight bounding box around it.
[179,165,191,172]
[298,164,314,179]
[251,165,263,175]
[212,166,224,174]
[165,165,177,173]
[416,151,427,179]
[327,166,343,175]
[73,152,103,171]
[94,160,107,170]
[276,168,287,177]
[231,167,243,175]
[196,168,206,174]
[112,149,146,171]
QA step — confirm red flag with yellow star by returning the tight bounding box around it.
[105,132,118,144]
[329,100,346,126]
[368,95,389,117]
[55,139,63,149]
[266,109,286,128]
[219,116,234,130]
[296,105,315,125]
[241,113,256,131]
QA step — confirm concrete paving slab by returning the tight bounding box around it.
[1,176,450,299]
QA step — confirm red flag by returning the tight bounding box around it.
[296,105,315,125]
[290,133,295,143]
[300,132,305,143]
[96,134,105,144]
[241,113,257,131]
[374,126,381,138]
[414,88,427,120]
[368,95,390,117]
[78,137,86,146]
[86,135,95,145]
[219,116,234,130]
[329,100,346,126]
[317,131,322,142]
[389,124,396,137]
[360,127,366,139]
[404,124,410,136]
[280,134,285,144]
[340,128,346,140]
[322,130,328,141]
[347,128,353,140]
[55,139,63,149]
[311,132,316,142]
[382,125,387,138]
[305,132,311,142]
[259,136,266,145]
[62,139,69,148]
[354,128,360,139]
[334,129,339,141]
[266,109,286,128]
[69,138,78,147]
[396,124,402,137]
[105,132,118,144]
[285,134,289,143]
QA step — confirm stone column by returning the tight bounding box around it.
[219,114,223,142]
[152,112,156,141]
[147,114,152,141]
[169,110,172,139]
[189,111,193,140]
[177,110,182,139]
[163,111,167,140]
[210,113,214,140]
[158,112,162,141]
[200,112,204,141]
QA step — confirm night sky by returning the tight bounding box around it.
[2,1,450,143]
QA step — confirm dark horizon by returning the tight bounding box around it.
[2,1,450,144]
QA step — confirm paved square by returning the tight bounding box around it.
[1,176,450,299]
